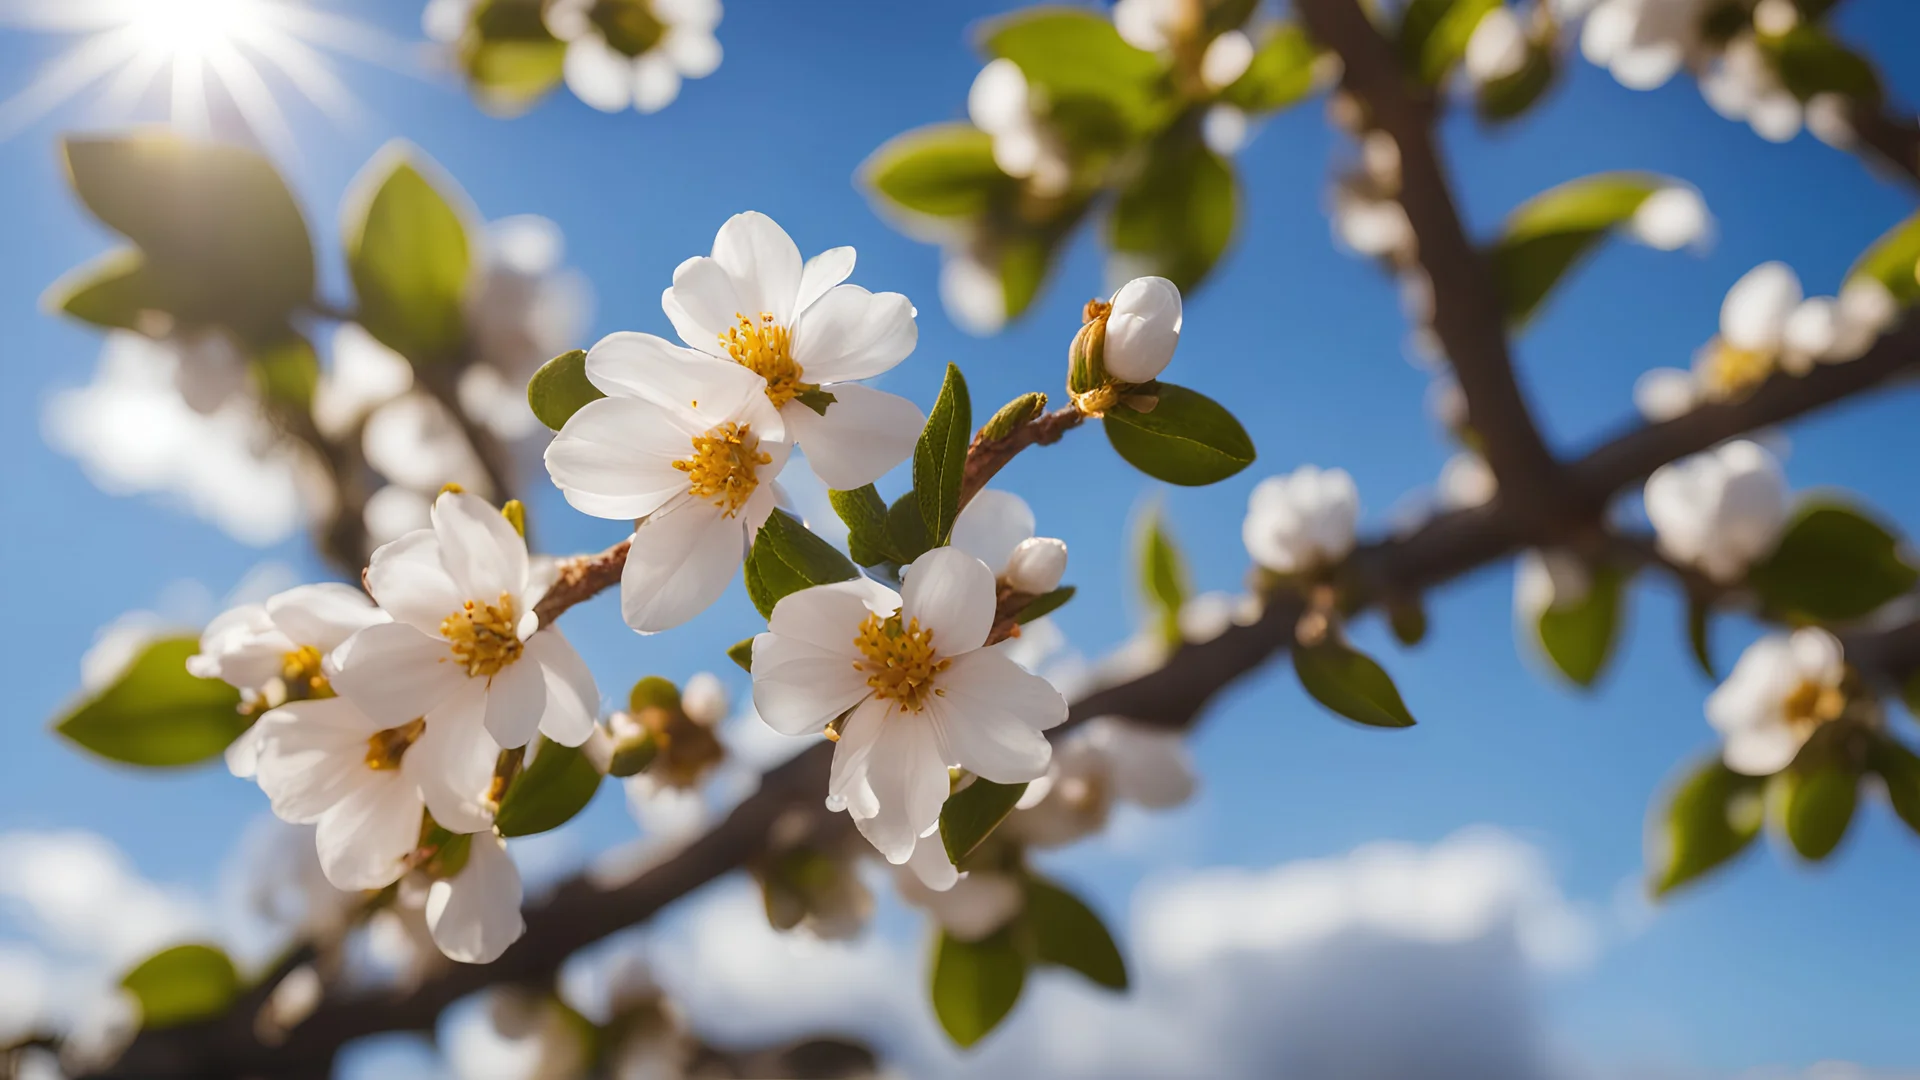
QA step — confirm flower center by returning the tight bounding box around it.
[365,717,426,771]
[673,421,772,517]
[281,644,331,698]
[1701,342,1774,399]
[853,612,951,713]
[721,312,804,408]
[441,593,524,678]
[1782,678,1847,736]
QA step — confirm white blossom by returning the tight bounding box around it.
[1644,439,1788,583]
[1006,716,1197,849]
[1113,0,1194,54]
[659,211,923,491]
[1707,628,1847,775]
[546,0,722,114]
[1805,92,1856,148]
[1465,7,1529,85]
[364,393,494,498]
[1700,35,1802,143]
[1693,261,1802,395]
[1243,465,1360,575]
[1439,451,1498,509]
[679,671,730,726]
[1628,186,1713,252]
[1579,0,1710,91]
[427,834,526,964]
[951,489,1068,595]
[1202,103,1251,155]
[543,334,792,632]
[969,59,1072,196]
[939,248,1008,337]
[312,323,413,441]
[1332,185,1414,261]
[1633,367,1698,422]
[1103,275,1184,383]
[458,216,593,441]
[750,548,1068,862]
[332,490,600,749]
[1200,29,1255,90]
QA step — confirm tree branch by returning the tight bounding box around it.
[1847,98,1920,190]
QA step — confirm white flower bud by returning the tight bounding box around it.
[1805,93,1856,148]
[1632,368,1698,423]
[1465,7,1528,84]
[968,59,1030,136]
[1829,276,1896,362]
[1629,186,1712,252]
[1102,276,1183,382]
[1781,296,1838,374]
[1202,103,1249,155]
[1200,29,1255,90]
[680,671,729,726]
[1005,536,1069,595]
[1644,440,1789,583]
[1243,466,1360,574]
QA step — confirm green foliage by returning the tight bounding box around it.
[1137,508,1189,648]
[44,249,169,332]
[728,638,755,673]
[1766,25,1879,102]
[1388,599,1429,647]
[888,492,934,565]
[830,484,901,568]
[345,148,474,365]
[1847,211,1920,306]
[1775,764,1857,862]
[1014,586,1076,625]
[121,943,239,1030]
[980,7,1168,138]
[1747,501,1917,622]
[1476,44,1557,124]
[1867,738,1920,836]
[1535,565,1626,689]
[744,510,862,619]
[941,778,1030,865]
[1398,0,1501,84]
[863,123,1014,219]
[1024,876,1127,990]
[495,737,603,837]
[1110,139,1237,290]
[931,927,1026,1048]
[456,0,568,116]
[915,364,972,547]
[1103,384,1257,486]
[1491,172,1672,327]
[1687,595,1717,680]
[254,333,321,411]
[1293,638,1418,728]
[55,637,248,768]
[58,134,315,342]
[979,392,1050,442]
[1651,757,1764,894]
[629,675,681,712]
[527,349,606,431]
[1221,23,1319,113]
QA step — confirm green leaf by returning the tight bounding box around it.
[1650,757,1764,895]
[1490,172,1672,327]
[1398,0,1501,84]
[527,349,605,431]
[830,485,900,568]
[1776,764,1857,862]
[344,147,473,365]
[1867,738,1920,836]
[1388,599,1428,647]
[1103,383,1256,486]
[728,637,755,673]
[1109,140,1237,291]
[1221,23,1318,113]
[887,492,933,565]
[61,134,315,338]
[931,927,1026,1048]
[1138,508,1188,648]
[495,737,603,837]
[1024,877,1126,990]
[915,364,971,547]
[981,7,1168,137]
[1475,43,1556,123]
[1747,501,1917,622]
[43,248,170,332]
[55,637,247,768]
[121,943,239,1030]
[745,509,862,619]
[1847,211,1920,307]
[1687,595,1717,680]
[1535,564,1625,689]
[1014,586,1076,625]
[941,778,1029,865]
[254,333,320,410]
[1293,638,1417,728]
[863,123,1014,219]
[1767,25,1879,102]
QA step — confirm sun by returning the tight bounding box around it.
[0,0,405,156]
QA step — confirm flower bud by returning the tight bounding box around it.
[680,671,729,726]
[1004,536,1068,595]
[1102,276,1183,383]
[604,715,660,779]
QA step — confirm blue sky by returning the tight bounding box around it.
[2,0,1918,1074]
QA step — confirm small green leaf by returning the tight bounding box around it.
[528,349,605,431]
[254,333,320,411]
[1475,43,1556,123]
[1398,0,1501,84]
[728,637,755,673]
[862,123,1015,219]
[1650,757,1764,895]
[981,7,1168,137]
[1848,211,1920,306]
[830,485,900,568]
[1024,876,1126,990]
[43,248,169,332]
[745,509,862,619]
[941,778,1030,865]
[1776,764,1857,862]
[1103,383,1257,486]
[344,147,473,364]
[121,944,239,1030]
[1388,599,1428,647]
[1138,508,1188,648]
[1767,25,1879,102]
[629,675,680,713]
[1490,172,1674,327]
[1747,500,1917,622]
[887,492,933,565]
[495,737,603,837]
[793,387,837,415]
[1109,139,1237,291]
[931,927,1027,1048]
[1867,738,1920,836]
[979,392,1049,443]
[1687,595,1717,680]
[55,637,248,768]
[915,364,971,547]
[1014,586,1075,625]
[1221,23,1318,113]
[1535,564,1626,689]
[1293,638,1417,728]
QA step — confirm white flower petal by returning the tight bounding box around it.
[767,575,900,650]
[1723,723,1803,776]
[315,774,424,891]
[482,655,547,750]
[795,246,857,316]
[781,384,924,490]
[253,698,381,822]
[1004,537,1068,595]
[632,52,683,113]
[1200,29,1255,90]
[332,622,470,726]
[931,650,1063,782]
[1721,262,1803,353]
[1633,367,1698,422]
[527,629,599,747]
[1629,187,1711,252]
[662,259,745,358]
[711,211,804,326]
[619,509,748,633]
[852,715,948,864]
[790,284,918,384]
[564,36,635,112]
[1103,276,1183,383]
[901,548,997,655]
[950,489,1036,577]
[432,491,530,603]
[427,836,525,963]
[664,26,722,78]
[905,834,959,891]
[828,696,889,817]
[266,584,386,655]
[968,58,1030,135]
[366,530,465,635]
[545,396,699,521]
[750,634,873,736]
[409,680,500,833]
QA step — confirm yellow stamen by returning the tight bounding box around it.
[721,312,804,407]
[441,593,524,678]
[365,717,426,771]
[674,421,772,517]
[1701,341,1775,399]
[1783,679,1847,736]
[852,612,950,713]
[281,644,330,697]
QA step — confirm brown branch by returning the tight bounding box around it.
[960,404,1086,508]
[1297,0,1572,524]
[1847,98,1920,190]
